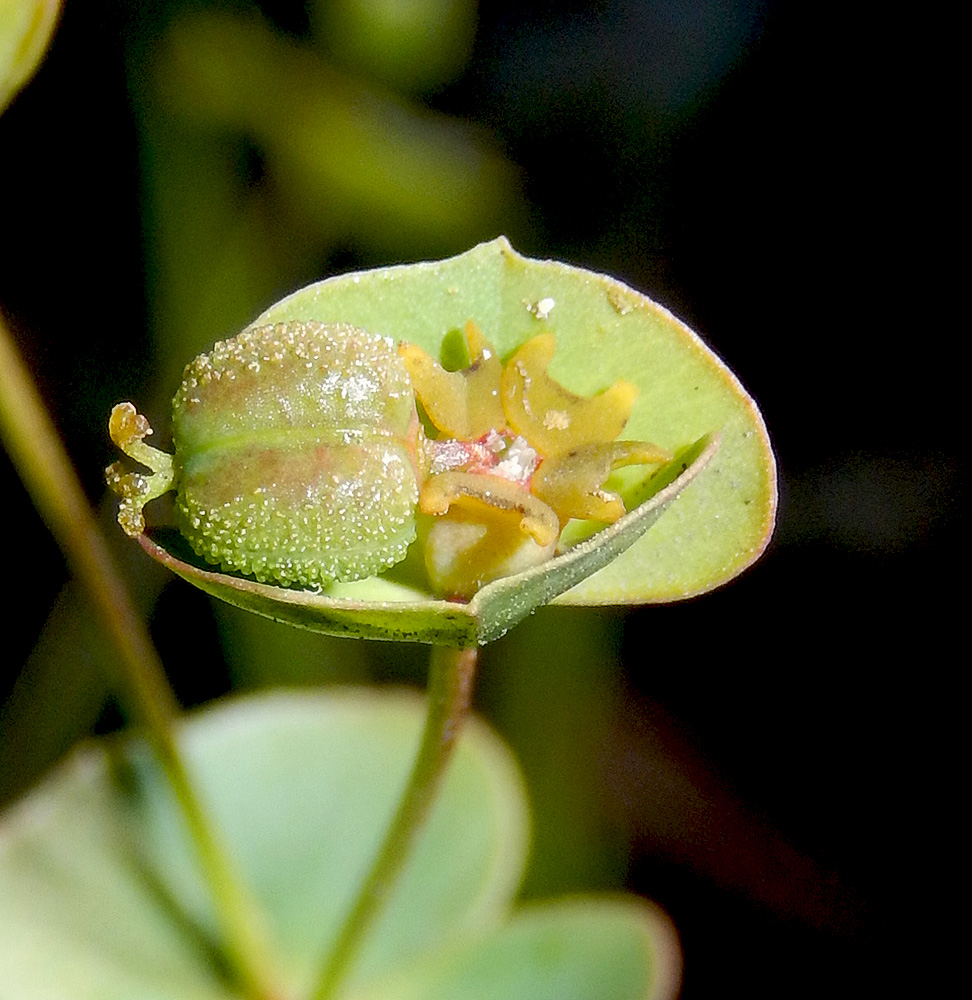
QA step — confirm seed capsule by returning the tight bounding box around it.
[108,322,421,587]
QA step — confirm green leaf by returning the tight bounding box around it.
[0,0,61,115]
[138,238,775,644]
[0,691,677,1000]
[347,899,680,1000]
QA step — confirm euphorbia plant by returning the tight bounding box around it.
[1,5,777,997]
[109,238,774,644]
[1,235,773,999]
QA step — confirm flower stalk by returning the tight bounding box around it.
[310,644,479,1000]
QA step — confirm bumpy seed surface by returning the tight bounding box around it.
[172,321,420,587]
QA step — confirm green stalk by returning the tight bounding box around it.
[309,644,479,1000]
[0,314,282,1000]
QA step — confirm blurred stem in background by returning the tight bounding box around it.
[0,314,280,999]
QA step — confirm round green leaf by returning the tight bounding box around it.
[138,238,775,643]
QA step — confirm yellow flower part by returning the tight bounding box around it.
[532,441,672,524]
[500,333,639,456]
[399,321,505,440]
[105,402,175,537]
[399,321,671,599]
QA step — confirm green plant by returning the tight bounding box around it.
[0,12,775,1000]
[1,237,774,1000]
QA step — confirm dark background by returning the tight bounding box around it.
[0,2,957,997]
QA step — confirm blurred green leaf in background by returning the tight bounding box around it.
[0,0,60,113]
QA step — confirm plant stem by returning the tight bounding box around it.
[0,314,281,1000]
[309,644,479,1000]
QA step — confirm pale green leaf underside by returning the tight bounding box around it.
[141,238,775,643]
[0,692,674,1000]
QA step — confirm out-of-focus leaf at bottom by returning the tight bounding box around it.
[0,691,678,1000]
[348,899,681,1000]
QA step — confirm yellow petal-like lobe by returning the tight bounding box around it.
[532,440,672,525]
[400,321,504,439]
[501,334,638,457]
